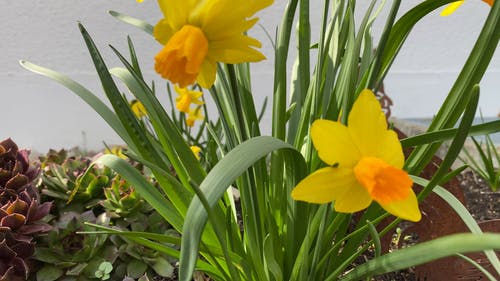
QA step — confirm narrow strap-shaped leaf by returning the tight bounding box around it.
[263,234,283,281]
[417,85,479,199]
[456,254,498,281]
[108,10,153,35]
[109,58,206,219]
[19,60,136,152]
[272,0,298,141]
[83,222,223,278]
[179,136,307,281]
[83,222,245,267]
[339,233,500,281]
[93,154,183,230]
[83,223,181,244]
[401,120,500,147]
[78,23,169,175]
[126,36,144,80]
[109,47,206,185]
[365,0,400,90]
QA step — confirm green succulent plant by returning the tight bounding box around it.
[34,210,118,281]
[0,138,52,281]
[35,149,175,280]
[38,150,113,213]
[112,239,175,280]
[100,176,175,280]
[100,177,147,218]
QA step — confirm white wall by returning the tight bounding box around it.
[1,0,498,152]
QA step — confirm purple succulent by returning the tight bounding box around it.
[0,138,52,280]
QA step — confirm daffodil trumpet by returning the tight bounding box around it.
[153,0,273,88]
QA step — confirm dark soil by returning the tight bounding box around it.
[458,171,499,222]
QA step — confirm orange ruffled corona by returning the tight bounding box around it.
[156,26,208,88]
[441,0,494,16]
[291,90,421,222]
[153,0,273,88]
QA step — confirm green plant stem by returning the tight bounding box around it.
[227,64,249,142]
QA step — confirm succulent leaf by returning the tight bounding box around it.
[0,138,52,280]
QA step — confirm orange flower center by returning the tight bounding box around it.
[155,25,209,88]
[483,0,494,6]
[353,157,412,205]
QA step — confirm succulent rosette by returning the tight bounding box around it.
[0,138,52,281]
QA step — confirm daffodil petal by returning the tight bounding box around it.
[374,130,405,168]
[197,59,217,89]
[157,0,197,30]
[332,182,372,213]
[195,0,273,36]
[311,119,360,168]
[440,1,464,16]
[196,2,257,37]
[379,191,421,222]
[209,35,266,63]
[153,19,177,45]
[348,90,387,153]
[205,18,259,41]
[291,167,358,204]
[350,90,404,167]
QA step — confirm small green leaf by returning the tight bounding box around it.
[127,260,148,279]
[36,265,64,281]
[67,263,88,276]
[34,248,63,264]
[149,257,174,277]
[98,261,113,274]
[19,60,134,151]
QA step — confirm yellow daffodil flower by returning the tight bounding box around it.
[153,0,273,88]
[186,106,204,127]
[175,86,204,113]
[137,0,144,2]
[441,0,494,16]
[130,99,147,118]
[291,90,421,222]
[105,146,127,159]
[190,145,202,160]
